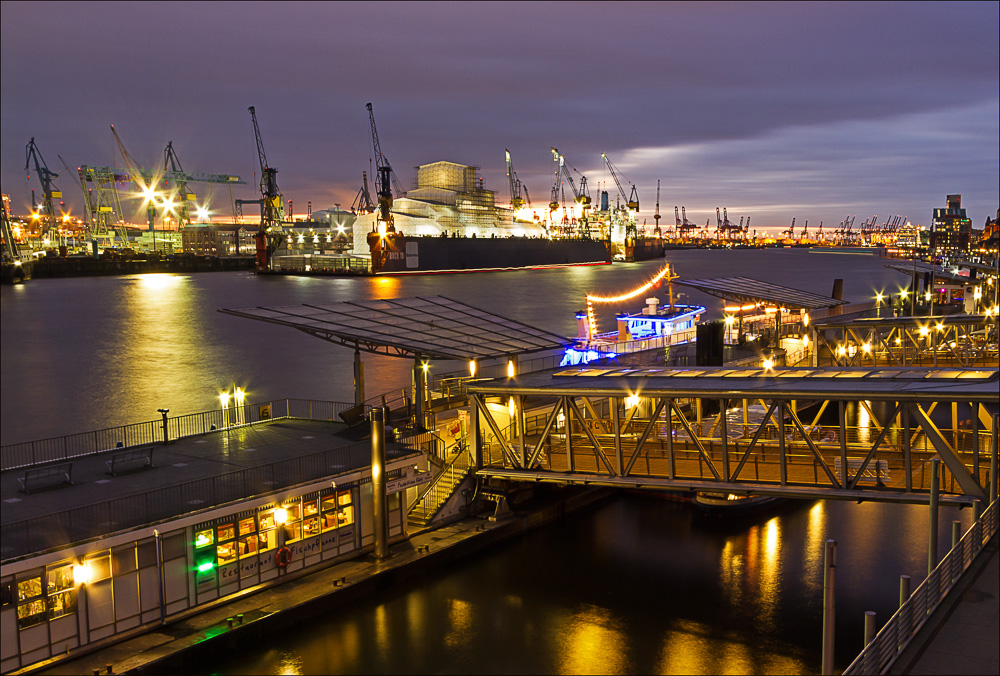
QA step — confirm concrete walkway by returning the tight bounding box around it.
[888,537,999,675]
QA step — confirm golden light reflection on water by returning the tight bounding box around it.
[374,603,390,653]
[445,597,473,649]
[657,619,807,675]
[719,540,745,607]
[277,652,303,675]
[802,501,827,590]
[557,604,626,675]
[756,517,781,630]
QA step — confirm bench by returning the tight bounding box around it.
[106,447,155,476]
[18,463,73,493]
[835,457,890,485]
[338,404,366,427]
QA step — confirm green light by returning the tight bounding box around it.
[197,562,215,573]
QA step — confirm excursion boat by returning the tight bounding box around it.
[693,492,783,515]
[561,263,706,366]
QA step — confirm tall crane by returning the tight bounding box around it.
[505,148,525,211]
[351,171,376,215]
[163,142,196,227]
[247,106,284,272]
[366,102,395,233]
[601,153,639,212]
[24,138,62,241]
[653,180,661,237]
[548,148,563,214]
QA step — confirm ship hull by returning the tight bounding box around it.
[370,234,611,274]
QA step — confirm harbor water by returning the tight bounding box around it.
[0,248,971,674]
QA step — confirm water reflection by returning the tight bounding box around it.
[557,604,626,675]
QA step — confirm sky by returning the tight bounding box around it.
[2,1,998,234]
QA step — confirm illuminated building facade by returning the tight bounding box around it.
[930,194,972,259]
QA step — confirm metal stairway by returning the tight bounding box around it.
[408,442,474,528]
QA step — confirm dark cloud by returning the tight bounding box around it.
[2,1,997,230]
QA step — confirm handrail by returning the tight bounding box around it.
[842,498,998,675]
[409,440,473,518]
[1,398,358,472]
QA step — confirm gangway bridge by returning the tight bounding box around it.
[466,365,998,507]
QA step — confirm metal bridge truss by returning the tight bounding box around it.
[811,315,998,368]
[469,381,998,506]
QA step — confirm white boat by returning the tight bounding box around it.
[561,263,706,366]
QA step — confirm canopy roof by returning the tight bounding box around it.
[674,277,847,310]
[220,296,570,360]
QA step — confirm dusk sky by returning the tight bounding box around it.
[2,1,998,233]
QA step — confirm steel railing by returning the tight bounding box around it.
[1,425,430,562]
[1,398,358,471]
[842,498,998,675]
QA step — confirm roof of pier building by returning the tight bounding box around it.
[673,277,847,310]
[466,365,1000,404]
[220,296,571,361]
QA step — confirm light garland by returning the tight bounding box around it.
[587,264,674,304]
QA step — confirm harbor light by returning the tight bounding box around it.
[507,360,516,378]
[274,508,288,525]
[918,326,929,337]
[625,393,640,409]
[862,342,871,353]
[468,360,477,378]
[762,358,774,370]
[235,387,245,406]
[219,391,231,408]
[900,288,909,300]
[508,397,516,417]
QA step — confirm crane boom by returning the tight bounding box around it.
[246,106,283,272]
[24,138,63,238]
[366,102,395,230]
[505,148,524,211]
[601,153,639,211]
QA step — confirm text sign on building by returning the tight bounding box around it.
[387,469,432,493]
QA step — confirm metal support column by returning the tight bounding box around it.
[778,401,787,485]
[413,354,425,428]
[666,398,676,480]
[720,397,730,481]
[839,400,848,488]
[991,413,998,506]
[354,346,365,406]
[822,539,837,676]
[472,394,483,469]
[612,397,623,476]
[929,458,939,575]
[370,408,389,560]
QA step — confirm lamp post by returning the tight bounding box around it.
[157,408,169,444]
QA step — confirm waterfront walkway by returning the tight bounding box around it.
[888,537,999,675]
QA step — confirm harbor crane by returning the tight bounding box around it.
[505,148,526,211]
[366,102,395,233]
[162,142,195,227]
[551,149,591,235]
[653,180,661,237]
[549,148,564,214]
[24,138,62,241]
[674,206,681,235]
[247,106,284,272]
[601,153,639,212]
[351,171,376,215]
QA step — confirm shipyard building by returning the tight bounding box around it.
[352,161,545,253]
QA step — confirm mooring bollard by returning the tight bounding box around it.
[821,539,837,676]
[898,575,911,651]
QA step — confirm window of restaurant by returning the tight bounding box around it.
[257,507,279,553]
[238,514,258,558]
[282,499,303,543]
[216,520,237,566]
[16,561,79,629]
[320,487,355,531]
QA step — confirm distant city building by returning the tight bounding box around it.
[181,224,254,256]
[930,194,972,259]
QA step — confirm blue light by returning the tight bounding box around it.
[560,348,616,366]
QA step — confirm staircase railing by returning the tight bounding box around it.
[409,440,474,521]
